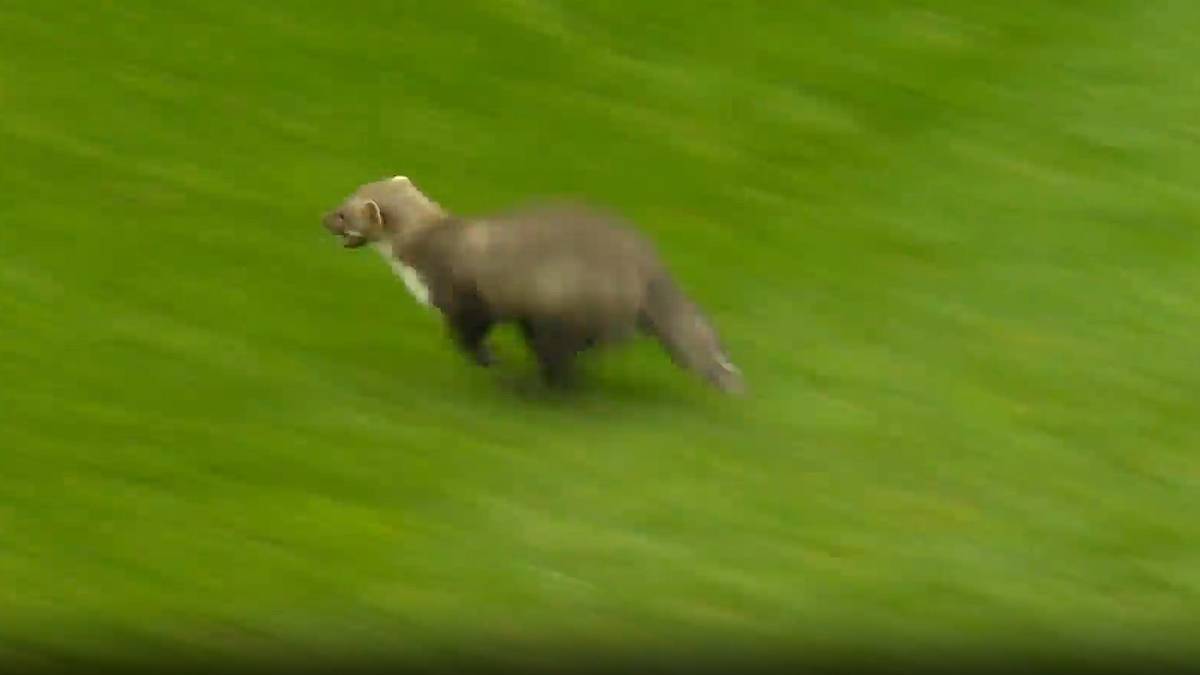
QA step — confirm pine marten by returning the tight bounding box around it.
[321,175,745,394]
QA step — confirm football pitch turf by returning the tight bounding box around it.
[2,0,1198,667]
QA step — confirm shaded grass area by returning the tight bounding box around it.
[1,0,1199,666]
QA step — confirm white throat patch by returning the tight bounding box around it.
[373,241,431,308]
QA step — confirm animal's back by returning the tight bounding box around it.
[462,203,662,333]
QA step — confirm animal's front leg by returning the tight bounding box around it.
[447,311,496,367]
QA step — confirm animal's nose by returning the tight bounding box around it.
[321,212,339,233]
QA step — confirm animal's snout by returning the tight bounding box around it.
[322,209,368,248]
[322,211,342,234]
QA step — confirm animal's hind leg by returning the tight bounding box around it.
[519,319,585,387]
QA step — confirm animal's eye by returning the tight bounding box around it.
[337,213,344,221]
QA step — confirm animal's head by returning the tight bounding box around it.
[322,196,384,249]
[322,175,447,249]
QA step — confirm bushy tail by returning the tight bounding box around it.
[640,274,745,395]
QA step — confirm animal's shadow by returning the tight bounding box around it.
[480,341,709,409]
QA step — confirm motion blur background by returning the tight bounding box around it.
[2,0,1198,668]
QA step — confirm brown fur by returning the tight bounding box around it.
[321,176,745,394]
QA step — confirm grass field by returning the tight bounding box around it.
[2,0,1200,668]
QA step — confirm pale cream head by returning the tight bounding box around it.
[321,175,448,249]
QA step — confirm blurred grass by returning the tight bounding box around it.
[2,0,1199,666]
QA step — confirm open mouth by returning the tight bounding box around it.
[341,232,367,248]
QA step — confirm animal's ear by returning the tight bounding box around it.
[361,199,383,227]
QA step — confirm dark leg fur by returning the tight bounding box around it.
[447,311,496,367]
[519,318,587,387]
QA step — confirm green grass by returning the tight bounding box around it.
[3,0,1200,667]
